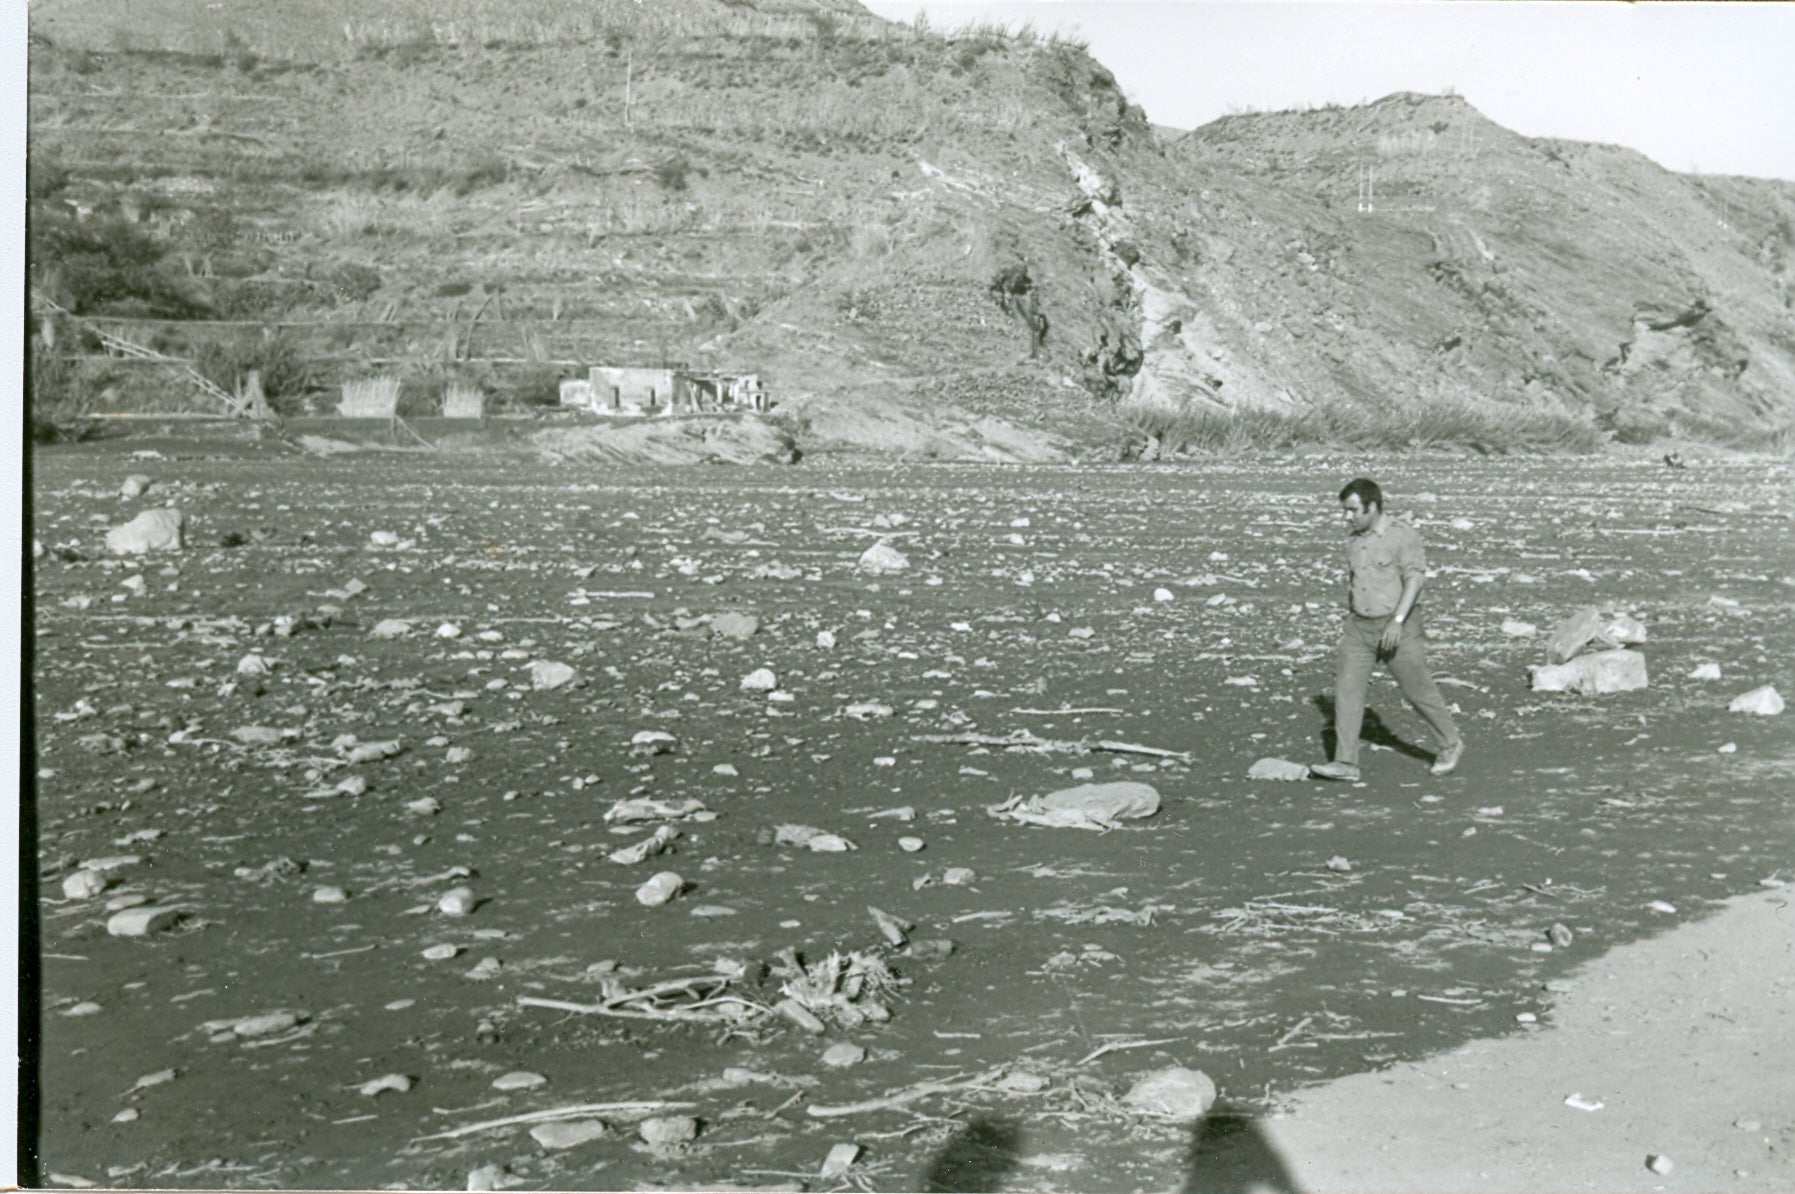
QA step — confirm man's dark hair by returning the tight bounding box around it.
[1339,477,1383,510]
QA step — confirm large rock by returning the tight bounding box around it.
[1545,607,1647,664]
[529,660,577,690]
[709,612,759,641]
[1248,757,1311,782]
[1729,685,1784,715]
[1529,648,1648,695]
[105,508,185,555]
[990,781,1161,830]
[529,1119,608,1150]
[1122,1066,1217,1121]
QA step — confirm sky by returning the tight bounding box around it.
[860,0,1795,181]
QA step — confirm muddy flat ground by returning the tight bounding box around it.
[26,444,1795,1191]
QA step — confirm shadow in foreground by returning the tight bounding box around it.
[1313,693,1433,763]
[921,1114,1023,1193]
[1180,1112,1306,1194]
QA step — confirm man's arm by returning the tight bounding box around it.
[1382,528,1427,647]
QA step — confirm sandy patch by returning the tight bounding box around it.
[1247,887,1795,1193]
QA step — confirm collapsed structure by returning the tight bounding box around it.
[559,366,767,416]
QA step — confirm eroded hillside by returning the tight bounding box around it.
[26,0,1795,450]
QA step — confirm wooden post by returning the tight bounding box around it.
[243,369,270,419]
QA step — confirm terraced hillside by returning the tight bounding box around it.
[26,0,1795,450]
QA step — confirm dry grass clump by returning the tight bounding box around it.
[339,376,401,417]
[441,380,485,418]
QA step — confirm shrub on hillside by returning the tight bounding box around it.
[32,212,212,318]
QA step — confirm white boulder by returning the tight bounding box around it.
[1122,1066,1217,1121]
[1729,686,1784,716]
[105,508,185,556]
[857,541,909,575]
[1529,648,1648,695]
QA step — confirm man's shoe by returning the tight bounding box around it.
[1430,739,1464,776]
[1310,761,1361,782]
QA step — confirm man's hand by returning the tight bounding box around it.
[1378,619,1404,654]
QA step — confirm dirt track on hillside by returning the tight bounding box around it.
[27,444,1794,1191]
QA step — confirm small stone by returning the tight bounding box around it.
[465,1164,508,1191]
[1325,855,1352,873]
[357,1073,414,1096]
[740,667,778,693]
[422,943,461,960]
[236,654,272,677]
[713,763,739,777]
[898,836,925,853]
[408,796,443,816]
[1647,1155,1674,1175]
[996,1072,1051,1093]
[445,746,473,764]
[628,730,678,757]
[1153,587,1175,602]
[436,622,463,639]
[844,702,894,720]
[1547,923,1574,947]
[62,870,108,900]
[530,1119,609,1150]
[133,1069,175,1090]
[312,885,349,904]
[820,1142,861,1178]
[344,740,402,763]
[491,1071,547,1091]
[369,530,400,547]
[438,886,477,916]
[942,867,976,885]
[369,619,414,639]
[64,1001,103,1017]
[120,474,155,499]
[638,1115,699,1147]
[466,956,502,980]
[821,1043,866,1068]
[636,871,684,907]
[106,906,182,938]
[112,1108,139,1124]
[1500,619,1537,637]
[231,1011,302,1037]
[816,630,837,649]
[232,726,284,746]
[1689,661,1722,680]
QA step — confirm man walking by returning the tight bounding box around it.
[1311,478,1464,781]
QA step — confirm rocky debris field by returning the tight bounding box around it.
[27,445,1795,1191]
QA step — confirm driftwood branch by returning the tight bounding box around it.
[412,1101,696,1142]
[517,975,764,1023]
[806,1068,1007,1119]
[912,730,1190,761]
